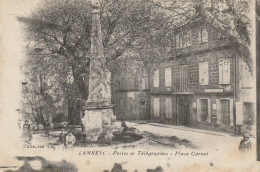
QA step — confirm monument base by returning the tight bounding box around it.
[82,105,115,142]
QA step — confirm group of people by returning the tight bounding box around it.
[21,119,76,148]
[57,129,76,148]
[21,118,252,150]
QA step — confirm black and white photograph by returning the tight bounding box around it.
[0,0,258,171]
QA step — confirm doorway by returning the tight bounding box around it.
[176,95,191,126]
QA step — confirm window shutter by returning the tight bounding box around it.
[187,31,192,46]
[179,33,183,48]
[183,33,187,47]
[199,63,203,85]
[204,63,209,85]
[165,68,172,87]
[198,28,201,43]
[219,60,223,84]
[216,99,221,124]
[208,99,211,123]
[202,27,208,42]
[229,99,234,126]
[154,97,160,117]
[153,70,159,88]
[166,98,172,118]
[142,77,145,90]
[199,62,208,85]
[223,59,230,84]
[176,34,179,49]
[197,99,201,122]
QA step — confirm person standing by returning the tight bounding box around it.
[58,129,66,146]
[65,131,76,148]
[45,121,50,138]
[22,120,32,144]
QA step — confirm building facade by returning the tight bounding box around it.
[112,20,254,134]
[112,60,150,121]
[149,21,254,133]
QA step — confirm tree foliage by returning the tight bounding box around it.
[19,0,173,122]
[152,0,253,73]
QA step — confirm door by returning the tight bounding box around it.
[139,100,146,120]
[177,95,191,126]
[201,99,208,122]
[221,99,230,125]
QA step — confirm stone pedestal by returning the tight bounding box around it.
[82,105,115,142]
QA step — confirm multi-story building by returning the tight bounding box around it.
[149,20,254,133]
[112,20,254,134]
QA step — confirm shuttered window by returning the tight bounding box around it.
[202,27,208,43]
[179,33,183,49]
[165,68,172,87]
[176,30,192,49]
[153,69,159,88]
[142,70,148,90]
[179,65,188,92]
[219,59,230,84]
[198,27,208,43]
[199,62,209,85]
[154,97,160,117]
[165,98,172,118]
[187,31,192,46]
[176,34,180,49]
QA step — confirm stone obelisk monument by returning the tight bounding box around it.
[82,0,115,142]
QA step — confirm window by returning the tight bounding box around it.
[199,62,209,85]
[142,71,148,90]
[197,99,211,123]
[176,30,192,49]
[179,33,183,49]
[165,98,172,118]
[182,33,186,48]
[153,97,160,117]
[198,27,208,43]
[187,31,192,46]
[165,68,172,87]
[153,69,159,88]
[202,27,208,43]
[176,34,180,49]
[179,65,188,92]
[219,58,230,84]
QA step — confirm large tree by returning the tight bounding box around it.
[19,0,173,122]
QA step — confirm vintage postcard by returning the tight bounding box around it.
[0,0,259,171]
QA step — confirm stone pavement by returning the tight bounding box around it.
[29,121,256,151]
[31,132,58,146]
[125,121,255,150]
